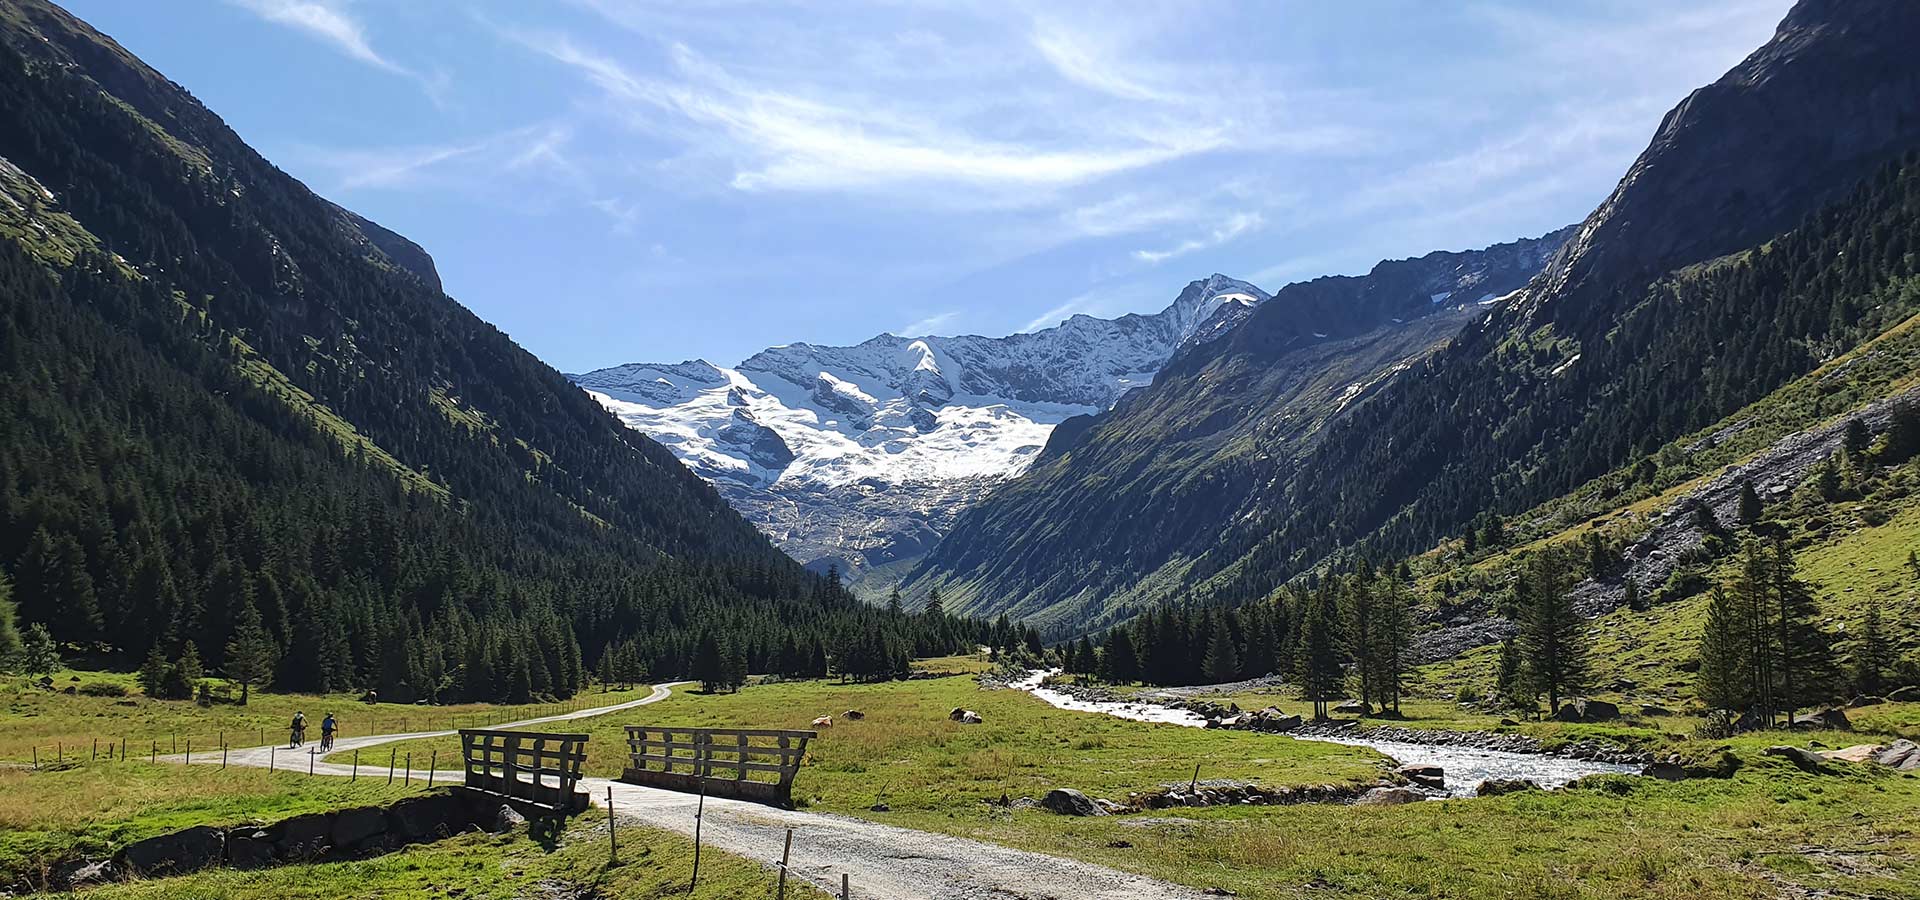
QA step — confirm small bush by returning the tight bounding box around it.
[77,681,128,697]
[1454,684,1482,704]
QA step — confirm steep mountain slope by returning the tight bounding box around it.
[0,0,970,700]
[572,275,1269,582]
[915,0,1920,638]
[909,229,1571,631]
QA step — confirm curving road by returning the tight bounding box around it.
[166,682,1210,900]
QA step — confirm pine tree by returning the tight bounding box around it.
[1843,417,1872,457]
[0,572,19,669]
[20,622,58,678]
[1297,589,1342,720]
[1494,636,1530,713]
[138,644,175,699]
[1099,629,1139,683]
[1375,577,1412,715]
[1850,597,1892,698]
[224,601,279,704]
[168,641,205,700]
[1339,577,1378,712]
[886,588,904,616]
[1769,540,1837,720]
[1202,617,1240,684]
[1737,481,1763,525]
[693,631,726,693]
[1696,586,1750,712]
[1515,553,1587,716]
[923,587,944,619]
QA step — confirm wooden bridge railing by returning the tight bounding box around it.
[458,729,589,813]
[620,726,815,807]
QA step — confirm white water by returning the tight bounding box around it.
[1011,671,1641,797]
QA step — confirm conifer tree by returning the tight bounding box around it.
[224,601,279,704]
[138,644,174,699]
[886,587,904,616]
[1297,588,1342,720]
[1339,576,1378,711]
[1515,553,1586,716]
[1099,629,1139,683]
[1202,617,1240,684]
[168,641,204,700]
[0,572,19,668]
[1696,586,1750,712]
[1850,597,1892,698]
[1768,540,1836,720]
[1375,577,1412,715]
[1494,636,1530,713]
[1737,481,1763,524]
[924,587,944,619]
[20,622,58,678]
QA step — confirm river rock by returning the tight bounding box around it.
[1041,788,1107,816]
[1763,745,1825,772]
[1334,699,1369,715]
[1396,764,1445,789]
[1476,778,1541,797]
[1791,707,1851,731]
[1874,739,1920,770]
[117,824,225,876]
[1355,787,1426,806]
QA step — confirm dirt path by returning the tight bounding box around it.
[170,683,1210,900]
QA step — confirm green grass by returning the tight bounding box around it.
[2,669,646,764]
[339,658,1920,899]
[0,761,425,886]
[3,765,818,900]
[36,816,826,900]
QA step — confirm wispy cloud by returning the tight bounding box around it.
[1029,18,1176,103]
[231,0,448,99]
[288,124,577,193]
[520,35,1225,197]
[1132,212,1265,264]
[1020,291,1101,333]
[897,310,960,336]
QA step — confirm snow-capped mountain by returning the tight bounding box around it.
[571,275,1270,583]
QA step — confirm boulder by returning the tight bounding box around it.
[490,804,527,833]
[1638,705,1672,717]
[331,806,388,852]
[1396,764,1445,789]
[842,710,865,720]
[1791,707,1851,731]
[1333,700,1369,715]
[1873,739,1920,771]
[1887,685,1920,702]
[1040,788,1107,816]
[226,829,276,869]
[117,825,225,876]
[1821,744,1881,764]
[1354,787,1426,807]
[1763,745,1825,772]
[1476,779,1541,797]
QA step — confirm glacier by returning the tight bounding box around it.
[570,274,1270,586]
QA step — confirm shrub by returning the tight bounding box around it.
[77,681,128,697]
[1455,684,1482,704]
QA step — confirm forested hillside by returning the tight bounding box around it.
[915,0,1920,639]
[0,0,977,702]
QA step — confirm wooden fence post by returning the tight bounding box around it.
[388,748,396,785]
[184,740,190,765]
[31,746,36,769]
[405,752,412,785]
[268,745,275,771]
[842,873,850,899]
[689,780,706,892]
[352,749,359,780]
[606,786,617,863]
[309,747,316,775]
[777,827,793,900]
[428,750,437,788]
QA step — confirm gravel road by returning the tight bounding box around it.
[170,682,1211,900]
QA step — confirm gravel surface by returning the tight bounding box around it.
[169,683,1211,900]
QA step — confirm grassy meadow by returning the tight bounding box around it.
[1,668,648,764]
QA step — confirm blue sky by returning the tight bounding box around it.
[63,0,1790,371]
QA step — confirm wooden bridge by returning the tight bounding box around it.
[620,726,815,807]
[457,729,589,813]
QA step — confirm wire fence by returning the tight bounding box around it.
[16,695,610,770]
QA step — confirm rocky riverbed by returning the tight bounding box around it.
[1007,671,1648,795]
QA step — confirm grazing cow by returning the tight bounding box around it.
[843,710,865,720]
[812,715,833,728]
